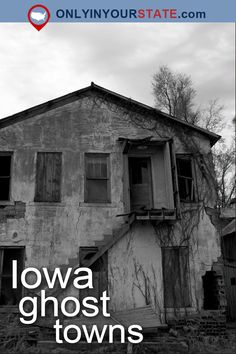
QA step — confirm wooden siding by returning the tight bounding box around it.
[162,247,191,308]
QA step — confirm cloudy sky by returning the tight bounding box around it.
[0,23,235,140]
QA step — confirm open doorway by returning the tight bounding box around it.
[129,157,153,211]
[202,271,219,310]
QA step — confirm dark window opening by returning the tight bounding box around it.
[162,247,191,308]
[85,154,110,203]
[202,271,219,310]
[231,277,236,286]
[222,235,236,263]
[0,248,24,305]
[130,158,149,185]
[0,153,12,201]
[176,156,195,202]
[35,152,62,202]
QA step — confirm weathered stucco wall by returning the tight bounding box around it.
[108,223,164,322]
[0,92,221,316]
[108,208,221,320]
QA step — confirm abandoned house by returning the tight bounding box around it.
[0,82,228,327]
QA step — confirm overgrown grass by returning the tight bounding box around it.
[0,317,235,354]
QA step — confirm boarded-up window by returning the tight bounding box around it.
[35,152,62,202]
[0,153,12,201]
[162,247,190,308]
[0,248,24,305]
[85,153,110,203]
[176,155,195,202]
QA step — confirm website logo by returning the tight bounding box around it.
[28,4,50,31]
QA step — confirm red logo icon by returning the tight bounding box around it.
[28,4,50,31]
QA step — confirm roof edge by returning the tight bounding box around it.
[0,84,92,129]
[0,82,221,146]
[91,83,221,146]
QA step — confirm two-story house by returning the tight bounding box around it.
[0,83,225,326]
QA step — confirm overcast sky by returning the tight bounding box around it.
[0,23,235,141]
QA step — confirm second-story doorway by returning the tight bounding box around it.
[129,157,153,211]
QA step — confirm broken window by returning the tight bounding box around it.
[35,152,62,202]
[162,247,191,308]
[85,153,110,203]
[176,155,195,202]
[0,248,24,306]
[0,152,12,201]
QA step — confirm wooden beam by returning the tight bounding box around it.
[83,222,133,268]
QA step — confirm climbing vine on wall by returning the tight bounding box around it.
[81,90,222,313]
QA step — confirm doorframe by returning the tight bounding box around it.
[128,155,153,211]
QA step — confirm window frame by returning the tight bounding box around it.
[34,152,62,203]
[176,154,196,203]
[0,152,13,202]
[84,153,111,204]
[0,247,25,307]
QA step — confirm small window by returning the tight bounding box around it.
[85,153,110,203]
[0,152,12,201]
[0,248,24,306]
[35,152,62,202]
[176,155,195,202]
[162,247,191,308]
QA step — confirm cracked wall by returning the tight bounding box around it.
[0,92,221,317]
